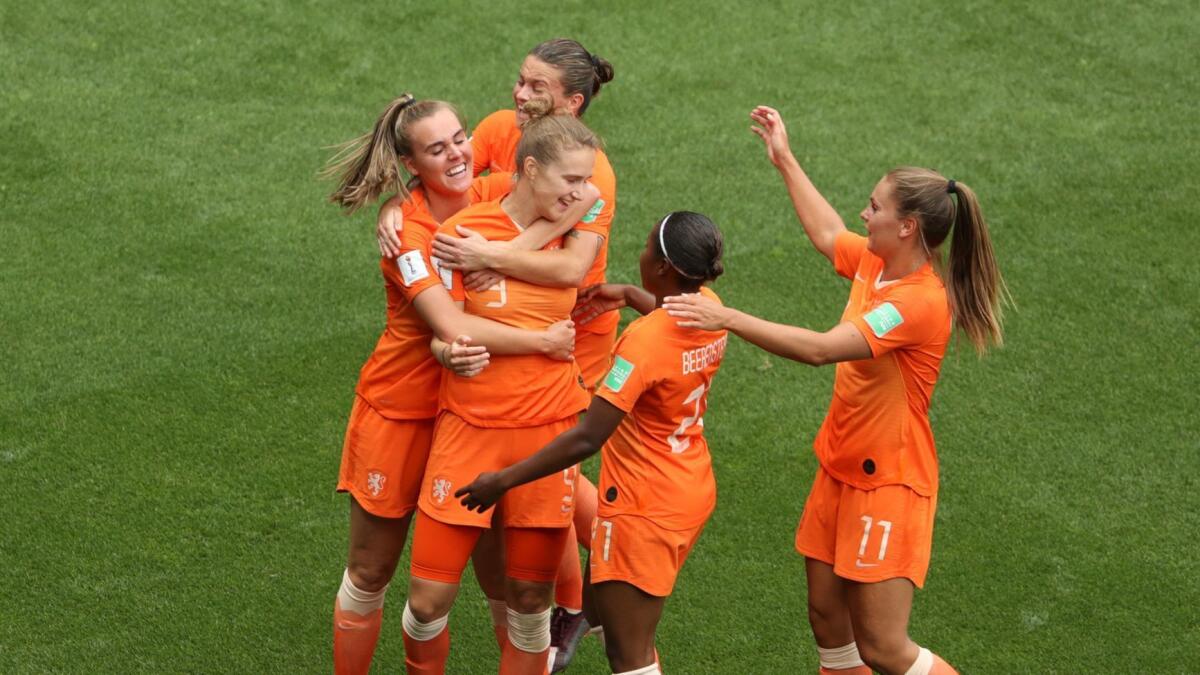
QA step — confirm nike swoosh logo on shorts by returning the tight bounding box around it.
[855,559,879,568]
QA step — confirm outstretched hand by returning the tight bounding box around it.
[663,293,734,331]
[454,471,506,512]
[572,284,627,326]
[749,105,794,167]
[433,226,505,272]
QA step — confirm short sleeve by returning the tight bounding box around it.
[471,111,505,177]
[390,223,444,302]
[594,331,655,413]
[848,285,948,358]
[469,172,514,203]
[574,153,616,238]
[833,231,869,280]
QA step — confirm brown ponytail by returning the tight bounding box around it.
[322,94,465,213]
[887,167,1010,355]
[514,104,601,177]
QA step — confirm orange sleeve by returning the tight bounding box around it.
[573,151,616,239]
[833,231,868,280]
[594,328,658,413]
[848,285,949,358]
[471,111,504,177]
[392,221,444,302]
[468,172,514,203]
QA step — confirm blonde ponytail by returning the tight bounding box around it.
[322,95,464,213]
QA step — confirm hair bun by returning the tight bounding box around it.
[590,54,614,87]
[520,97,554,124]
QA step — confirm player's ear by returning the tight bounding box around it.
[899,215,919,239]
[522,155,539,181]
[400,154,417,177]
[564,92,585,116]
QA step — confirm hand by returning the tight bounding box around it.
[541,319,576,362]
[663,293,734,331]
[376,196,404,257]
[444,335,490,377]
[454,471,507,512]
[464,269,505,292]
[433,226,507,271]
[572,284,627,326]
[749,105,794,168]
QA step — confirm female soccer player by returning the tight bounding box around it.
[456,211,728,675]
[399,104,601,675]
[380,38,617,667]
[322,94,593,675]
[663,106,1007,675]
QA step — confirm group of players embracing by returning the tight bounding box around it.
[324,36,1006,675]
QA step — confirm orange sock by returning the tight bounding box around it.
[401,603,450,675]
[333,599,383,675]
[905,647,959,675]
[499,638,549,675]
[553,527,583,611]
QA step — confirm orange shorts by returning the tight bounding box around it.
[418,411,577,528]
[336,395,434,518]
[575,325,618,393]
[588,513,708,597]
[795,466,937,587]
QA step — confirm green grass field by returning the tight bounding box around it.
[2,1,1197,672]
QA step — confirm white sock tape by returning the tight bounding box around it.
[818,641,866,669]
[904,647,935,675]
[506,607,551,653]
[402,602,448,642]
[337,569,388,615]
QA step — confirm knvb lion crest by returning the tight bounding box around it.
[366,471,386,497]
[431,477,452,505]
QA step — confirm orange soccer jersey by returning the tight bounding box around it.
[430,198,590,427]
[593,287,729,530]
[814,231,952,496]
[354,176,514,418]
[471,109,619,335]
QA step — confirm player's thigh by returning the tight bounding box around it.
[346,495,413,590]
[845,576,915,654]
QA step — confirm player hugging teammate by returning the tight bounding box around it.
[325,36,1004,675]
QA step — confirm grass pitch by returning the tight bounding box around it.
[2,1,1197,672]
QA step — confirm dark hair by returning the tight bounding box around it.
[887,166,1008,354]
[529,38,614,116]
[653,211,724,284]
[322,94,465,212]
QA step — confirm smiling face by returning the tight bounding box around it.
[860,176,918,258]
[512,55,583,124]
[400,108,473,196]
[522,146,595,221]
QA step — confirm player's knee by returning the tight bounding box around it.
[347,559,395,592]
[405,585,453,623]
[506,579,552,613]
[807,596,842,632]
[853,633,908,673]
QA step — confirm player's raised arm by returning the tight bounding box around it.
[750,106,846,262]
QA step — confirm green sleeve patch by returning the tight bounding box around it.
[603,355,634,392]
[863,302,904,338]
[581,198,605,224]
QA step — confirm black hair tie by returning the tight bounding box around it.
[947,179,957,195]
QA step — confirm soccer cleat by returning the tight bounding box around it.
[549,607,590,673]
